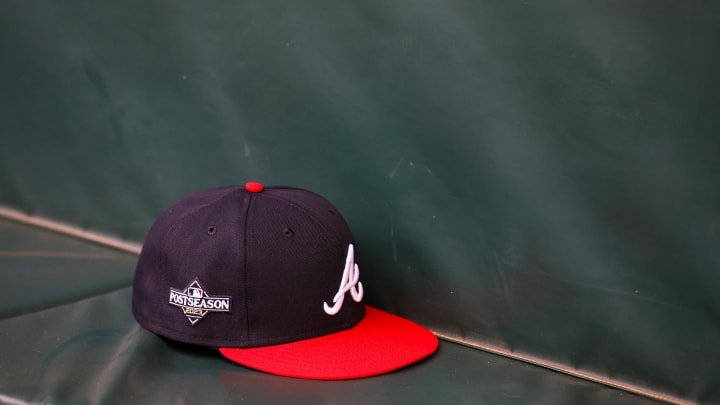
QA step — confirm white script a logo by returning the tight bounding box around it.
[324,244,364,315]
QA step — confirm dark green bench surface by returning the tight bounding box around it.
[3,1,719,402]
[0,218,659,404]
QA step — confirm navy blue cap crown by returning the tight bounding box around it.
[132,184,365,348]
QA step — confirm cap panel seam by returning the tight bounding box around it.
[241,193,253,343]
[157,186,243,273]
[262,190,351,249]
[241,189,363,347]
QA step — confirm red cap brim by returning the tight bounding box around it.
[218,306,438,380]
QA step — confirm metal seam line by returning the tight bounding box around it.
[0,206,141,255]
[432,332,693,405]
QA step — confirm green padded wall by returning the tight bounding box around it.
[2,1,719,402]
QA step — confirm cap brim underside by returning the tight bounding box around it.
[218,306,439,380]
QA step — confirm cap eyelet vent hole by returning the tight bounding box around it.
[208,226,217,235]
[283,228,294,238]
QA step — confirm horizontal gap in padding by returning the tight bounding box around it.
[434,331,692,405]
[0,206,141,255]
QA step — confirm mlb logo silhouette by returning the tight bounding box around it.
[188,287,203,298]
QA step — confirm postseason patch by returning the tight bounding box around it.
[169,279,232,325]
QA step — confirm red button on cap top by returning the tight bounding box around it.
[245,182,264,193]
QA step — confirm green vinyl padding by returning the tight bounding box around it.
[1,0,719,403]
[0,218,658,404]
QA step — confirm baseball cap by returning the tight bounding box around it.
[132,182,438,380]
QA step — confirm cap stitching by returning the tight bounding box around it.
[261,188,351,249]
[157,186,242,273]
[241,193,253,343]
